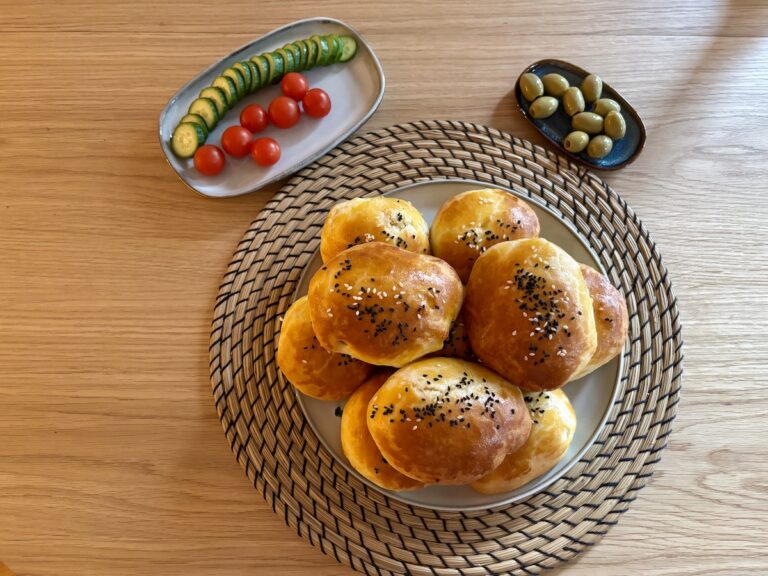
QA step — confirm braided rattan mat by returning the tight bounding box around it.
[209,120,683,575]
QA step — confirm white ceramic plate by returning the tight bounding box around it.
[295,180,623,511]
[158,18,385,198]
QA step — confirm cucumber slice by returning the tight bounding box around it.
[263,52,284,84]
[283,43,302,71]
[180,113,209,138]
[171,122,206,158]
[187,97,219,130]
[232,62,253,93]
[295,40,309,71]
[275,49,294,75]
[311,35,330,66]
[211,76,238,107]
[337,36,358,62]
[325,34,341,63]
[304,38,317,69]
[283,42,304,72]
[199,87,228,116]
[246,60,261,92]
[223,67,246,99]
[250,55,269,89]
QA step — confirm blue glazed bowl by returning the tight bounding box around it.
[515,59,646,170]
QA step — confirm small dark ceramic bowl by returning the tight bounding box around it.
[515,59,646,170]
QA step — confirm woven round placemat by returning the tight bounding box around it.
[209,120,683,575]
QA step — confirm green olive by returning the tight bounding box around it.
[529,96,559,119]
[519,73,544,102]
[572,112,604,135]
[542,73,570,97]
[593,98,621,116]
[564,131,589,153]
[581,74,603,103]
[587,135,613,159]
[604,111,626,140]
[563,87,585,116]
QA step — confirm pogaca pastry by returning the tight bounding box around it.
[366,358,531,485]
[570,264,629,380]
[430,188,540,282]
[308,242,463,367]
[464,238,597,391]
[320,197,430,263]
[276,296,374,400]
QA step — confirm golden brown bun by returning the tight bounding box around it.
[367,358,531,485]
[430,188,540,282]
[276,296,374,400]
[320,197,430,263]
[465,238,597,391]
[427,307,476,361]
[308,242,464,367]
[472,389,576,494]
[570,264,629,380]
[341,371,424,491]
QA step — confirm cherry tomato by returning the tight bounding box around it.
[251,137,281,167]
[240,104,268,133]
[193,144,225,176]
[280,72,309,101]
[268,96,300,129]
[302,88,331,118]
[221,125,253,158]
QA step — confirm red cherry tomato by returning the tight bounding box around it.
[240,104,268,133]
[251,137,281,167]
[221,125,253,157]
[302,88,331,118]
[193,144,225,176]
[268,96,300,129]
[280,72,309,101]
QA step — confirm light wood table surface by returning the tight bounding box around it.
[2,1,767,574]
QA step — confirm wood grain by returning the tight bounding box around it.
[1,0,767,574]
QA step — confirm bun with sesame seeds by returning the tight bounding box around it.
[308,242,464,367]
[464,238,597,391]
[472,388,577,494]
[276,296,374,400]
[319,197,431,263]
[430,188,540,283]
[569,264,629,381]
[366,358,531,485]
[341,370,424,491]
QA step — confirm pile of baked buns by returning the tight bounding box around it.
[277,189,628,494]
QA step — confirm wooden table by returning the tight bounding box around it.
[2,1,767,574]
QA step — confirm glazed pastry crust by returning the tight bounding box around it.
[430,188,540,282]
[308,242,464,367]
[367,358,531,485]
[276,296,374,400]
[472,388,576,494]
[341,371,424,491]
[320,197,430,263]
[465,238,597,391]
[570,264,629,380]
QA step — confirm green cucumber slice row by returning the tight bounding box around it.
[283,43,302,71]
[179,113,209,138]
[211,76,238,107]
[337,35,358,62]
[171,122,206,158]
[199,87,228,116]
[311,35,330,66]
[263,52,283,84]
[325,34,341,63]
[187,97,219,130]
